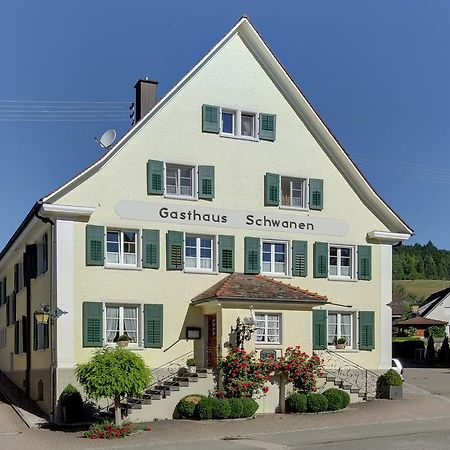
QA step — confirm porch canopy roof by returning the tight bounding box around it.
[191,273,328,305]
[397,316,447,327]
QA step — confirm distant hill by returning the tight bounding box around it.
[393,279,450,300]
[393,241,450,280]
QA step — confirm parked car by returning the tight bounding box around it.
[392,358,404,380]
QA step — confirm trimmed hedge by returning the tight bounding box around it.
[322,389,344,411]
[176,394,205,419]
[339,390,350,408]
[306,393,328,413]
[229,398,244,418]
[212,398,231,419]
[392,340,424,359]
[241,397,259,418]
[195,397,215,420]
[286,393,307,413]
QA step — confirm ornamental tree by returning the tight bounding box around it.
[75,348,151,425]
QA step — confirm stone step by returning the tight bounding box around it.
[145,389,162,400]
[326,375,336,382]
[172,377,190,387]
[188,375,199,382]
[350,387,360,394]
[197,368,214,374]
[163,381,181,391]
[155,385,172,395]
[196,372,208,378]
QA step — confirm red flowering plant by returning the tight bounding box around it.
[83,421,135,439]
[276,346,322,393]
[218,346,270,398]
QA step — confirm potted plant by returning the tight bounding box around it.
[336,337,346,350]
[376,369,403,400]
[117,334,130,348]
[186,357,197,374]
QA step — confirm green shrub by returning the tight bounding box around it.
[59,384,84,422]
[195,397,215,420]
[427,326,446,338]
[212,398,231,419]
[392,339,424,359]
[322,389,344,411]
[338,390,350,408]
[176,394,204,419]
[376,369,403,397]
[240,397,259,418]
[306,393,328,413]
[228,398,244,418]
[426,336,436,363]
[286,393,307,413]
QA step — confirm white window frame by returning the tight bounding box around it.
[327,311,355,350]
[279,175,308,210]
[220,107,258,141]
[104,304,141,348]
[184,234,216,273]
[164,162,197,200]
[261,240,289,277]
[105,229,139,268]
[328,244,356,280]
[255,312,281,345]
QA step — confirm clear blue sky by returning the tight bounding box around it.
[1,1,449,249]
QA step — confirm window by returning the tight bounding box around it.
[262,241,288,275]
[34,317,49,350]
[255,313,281,344]
[14,263,24,292]
[185,235,214,271]
[220,109,256,139]
[327,312,354,348]
[0,327,6,348]
[106,230,137,266]
[105,305,139,345]
[329,245,354,278]
[165,164,195,198]
[281,176,306,209]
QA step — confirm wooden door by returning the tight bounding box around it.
[206,315,217,368]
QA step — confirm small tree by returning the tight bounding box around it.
[75,348,151,425]
[426,336,436,365]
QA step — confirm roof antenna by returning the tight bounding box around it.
[94,129,116,149]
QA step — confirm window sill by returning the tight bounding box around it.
[164,194,198,201]
[219,133,258,142]
[261,272,291,279]
[255,342,281,346]
[328,348,359,353]
[184,269,218,275]
[104,264,142,271]
[106,344,144,351]
[279,205,309,212]
[327,276,357,283]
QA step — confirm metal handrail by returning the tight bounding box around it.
[316,349,379,399]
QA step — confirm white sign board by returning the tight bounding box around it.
[115,200,349,237]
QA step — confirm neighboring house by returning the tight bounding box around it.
[391,292,405,334]
[397,316,448,337]
[418,287,450,335]
[0,17,412,421]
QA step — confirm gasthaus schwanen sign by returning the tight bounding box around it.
[115,200,349,237]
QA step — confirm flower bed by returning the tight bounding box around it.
[83,421,136,439]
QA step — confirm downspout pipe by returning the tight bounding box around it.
[32,201,56,422]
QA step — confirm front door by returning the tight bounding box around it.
[206,315,217,368]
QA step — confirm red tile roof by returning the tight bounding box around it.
[397,316,447,327]
[191,273,327,305]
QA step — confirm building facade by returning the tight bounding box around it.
[0,18,412,420]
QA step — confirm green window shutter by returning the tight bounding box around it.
[147,160,164,195]
[313,310,327,350]
[313,242,328,278]
[83,302,103,347]
[86,225,104,266]
[219,235,235,273]
[202,104,220,133]
[244,237,260,274]
[166,231,184,270]
[264,173,280,206]
[144,304,163,348]
[309,179,323,210]
[359,311,375,350]
[142,230,160,269]
[259,113,276,141]
[358,245,372,281]
[292,240,308,277]
[198,165,215,199]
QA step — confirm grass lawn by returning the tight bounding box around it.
[393,279,450,299]
[392,337,421,342]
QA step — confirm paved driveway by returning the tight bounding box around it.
[0,393,27,434]
[404,366,450,399]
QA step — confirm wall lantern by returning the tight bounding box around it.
[231,307,256,349]
[34,304,67,324]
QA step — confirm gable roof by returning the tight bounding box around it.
[397,316,447,327]
[419,287,450,317]
[191,273,327,305]
[391,292,405,317]
[40,17,412,236]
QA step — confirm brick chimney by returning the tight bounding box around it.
[134,78,158,122]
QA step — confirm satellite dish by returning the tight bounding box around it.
[95,129,116,149]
